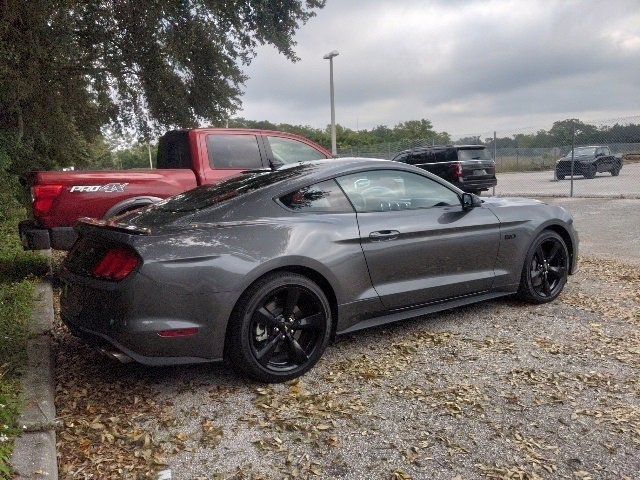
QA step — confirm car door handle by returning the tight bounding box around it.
[369,230,400,241]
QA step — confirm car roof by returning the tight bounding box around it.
[264,157,463,194]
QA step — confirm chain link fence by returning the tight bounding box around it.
[337,116,640,198]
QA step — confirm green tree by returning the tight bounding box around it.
[0,0,325,180]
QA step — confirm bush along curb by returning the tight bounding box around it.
[10,280,58,480]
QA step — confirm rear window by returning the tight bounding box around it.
[433,149,458,163]
[457,148,492,161]
[279,180,353,213]
[207,134,263,169]
[155,166,307,213]
[157,131,192,169]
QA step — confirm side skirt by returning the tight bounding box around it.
[337,290,513,336]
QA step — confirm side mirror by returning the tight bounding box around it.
[461,192,476,210]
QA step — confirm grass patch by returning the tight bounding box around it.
[0,193,48,476]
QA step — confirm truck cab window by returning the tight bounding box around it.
[207,135,263,169]
[267,136,326,165]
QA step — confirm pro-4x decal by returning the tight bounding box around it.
[70,183,129,193]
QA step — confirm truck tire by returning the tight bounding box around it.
[611,163,621,176]
[583,164,596,179]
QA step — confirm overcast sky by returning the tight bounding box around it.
[238,0,640,135]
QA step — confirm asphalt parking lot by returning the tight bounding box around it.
[52,198,640,480]
[493,162,640,198]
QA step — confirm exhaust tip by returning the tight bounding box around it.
[99,347,134,364]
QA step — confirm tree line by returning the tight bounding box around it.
[103,117,640,170]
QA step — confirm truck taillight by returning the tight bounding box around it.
[32,184,63,217]
[450,162,463,181]
[92,248,140,281]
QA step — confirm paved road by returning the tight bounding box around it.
[542,197,640,265]
[492,161,640,198]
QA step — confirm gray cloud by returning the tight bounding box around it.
[238,0,640,134]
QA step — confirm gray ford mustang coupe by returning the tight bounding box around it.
[60,158,578,382]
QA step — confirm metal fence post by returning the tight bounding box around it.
[570,121,575,197]
[493,130,497,196]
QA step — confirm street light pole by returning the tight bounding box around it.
[323,50,339,156]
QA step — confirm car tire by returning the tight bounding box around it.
[611,165,620,176]
[583,164,596,179]
[517,230,569,304]
[556,172,565,180]
[225,272,332,383]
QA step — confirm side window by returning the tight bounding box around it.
[267,136,327,165]
[207,134,263,169]
[279,179,353,213]
[393,153,408,163]
[433,150,447,163]
[408,151,430,165]
[335,170,460,213]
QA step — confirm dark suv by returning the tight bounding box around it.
[392,145,497,194]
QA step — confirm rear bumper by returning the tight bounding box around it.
[19,220,76,250]
[453,178,497,192]
[59,268,237,364]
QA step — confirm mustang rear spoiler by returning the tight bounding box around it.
[76,217,151,235]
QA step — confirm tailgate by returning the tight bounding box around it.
[462,160,496,179]
[26,169,198,229]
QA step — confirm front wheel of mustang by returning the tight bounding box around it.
[517,230,569,304]
[225,272,332,383]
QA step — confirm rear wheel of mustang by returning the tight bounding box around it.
[517,230,569,304]
[611,164,621,176]
[226,272,332,383]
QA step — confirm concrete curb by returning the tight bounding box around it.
[10,278,58,480]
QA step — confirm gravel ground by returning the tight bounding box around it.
[51,200,640,480]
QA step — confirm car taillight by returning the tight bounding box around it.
[92,248,140,280]
[450,162,463,181]
[32,184,63,217]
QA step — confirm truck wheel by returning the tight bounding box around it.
[583,164,596,179]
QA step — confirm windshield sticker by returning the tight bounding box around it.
[70,183,129,193]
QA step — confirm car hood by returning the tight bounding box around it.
[480,197,544,208]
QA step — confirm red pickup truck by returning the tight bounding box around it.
[19,128,332,250]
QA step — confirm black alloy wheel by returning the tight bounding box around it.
[518,231,569,303]
[611,165,621,176]
[226,272,332,382]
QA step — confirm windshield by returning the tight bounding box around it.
[155,165,307,213]
[569,147,596,157]
[457,148,492,161]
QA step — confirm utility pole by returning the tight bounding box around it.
[323,50,339,156]
[493,130,497,196]
[570,121,576,197]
